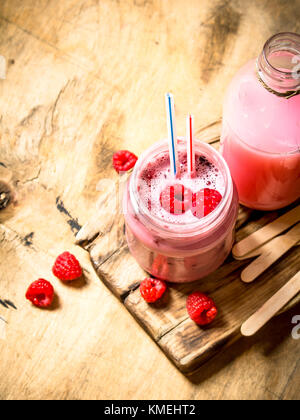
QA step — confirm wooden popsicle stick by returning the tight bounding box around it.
[233,205,300,259]
[241,223,300,283]
[241,271,300,337]
[235,240,300,261]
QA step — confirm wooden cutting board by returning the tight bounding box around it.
[76,121,300,375]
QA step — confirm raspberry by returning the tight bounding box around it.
[113,150,138,173]
[52,252,82,281]
[140,277,167,303]
[192,188,222,218]
[186,292,218,326]
[160,184,192,215]
[25,279,54,308]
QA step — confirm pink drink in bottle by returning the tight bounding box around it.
[221,32,300,210]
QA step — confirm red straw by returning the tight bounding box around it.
[186,114,195,176]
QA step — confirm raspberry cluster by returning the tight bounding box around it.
[26,252,83,309]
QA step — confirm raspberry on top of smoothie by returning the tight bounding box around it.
[137,150,224,223]
[159,184,192,215]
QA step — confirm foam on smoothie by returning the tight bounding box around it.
[137,150,225,224]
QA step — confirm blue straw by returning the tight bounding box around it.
[165,93,178,177]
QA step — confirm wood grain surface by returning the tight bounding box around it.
[0,0,299,400]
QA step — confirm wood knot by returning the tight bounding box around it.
[0,181,11,210]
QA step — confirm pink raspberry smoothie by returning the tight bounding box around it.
[123,138,239,282]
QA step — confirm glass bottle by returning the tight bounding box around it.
[221,32,300,210]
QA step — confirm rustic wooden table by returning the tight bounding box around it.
[0,0,299,400]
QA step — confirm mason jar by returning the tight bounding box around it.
[123,138,239,283]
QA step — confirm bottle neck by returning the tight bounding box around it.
[257,32,300,97]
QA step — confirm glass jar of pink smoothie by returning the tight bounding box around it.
[123,138,239,283]
[221,32,300,211]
